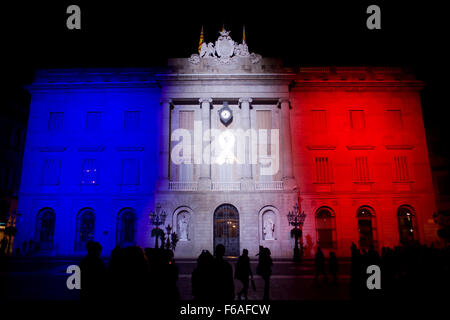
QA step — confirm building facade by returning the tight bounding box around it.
[16,30,439,257]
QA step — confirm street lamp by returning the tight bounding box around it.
[287,202,307,262]
[149,204,167,248]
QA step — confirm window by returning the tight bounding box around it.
[349,110,365,129]
[75,208,95,251]
[48,112,64,130]
[315,207,336,248]
[81,159,98,184]
[354,156,370,183]
[35,208,56,250]
[357,206,376,248]
[121,158,140,185]
[116,208,136,246]
[257,110,272,154]
[314,157,333,183]
[124,111,141,130]
[311,110,327,131]
[257,110,273,181]
[218,163,233,181]
[178,111,194,181]
[397,205,416,244]
[386,110,403,129]
[42,159,61,185]
[86,112,101,131]
[393,156,409,182]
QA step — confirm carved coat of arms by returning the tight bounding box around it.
[215,30,235,58]
[189,28,261,65]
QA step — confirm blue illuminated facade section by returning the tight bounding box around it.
[17,69,163,255]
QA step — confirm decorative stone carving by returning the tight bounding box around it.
[263,210,276,240]
[177,211,190,241]
[189,28,262,65]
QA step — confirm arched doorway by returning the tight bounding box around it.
[35,208,56,251]
[75,208,95,251]
[214,204,239,256]
[116,208,136,247]
[357,206,377,248]
[315,207,337,249]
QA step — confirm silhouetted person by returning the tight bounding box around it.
[235,249,253,300]
[350,243,363,298]
[192,250,214,301]
[22,241,27,254]
[28,239,33,254]
[79,241,106,300]
[367,244,380,266]
[314,247,328,283]
[257,247,272,300]
[0,237,7,256]
[162,249,179,300]
[213,244,235,300]
[329,251,338,284]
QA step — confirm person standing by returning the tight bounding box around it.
[212,244,235,301]
[235,249,253,300]
[329,251,339,285]
[192,250,214,301]
[79,241,107,300]
[314,247,328,284]
[257,247,273,300]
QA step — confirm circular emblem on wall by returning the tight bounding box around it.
[218,103,233,126]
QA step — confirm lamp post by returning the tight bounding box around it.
[287,202,307,262]
[149,204,167,248]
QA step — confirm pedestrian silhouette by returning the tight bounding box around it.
[256,247,272,300]
[79,241,107,300]
[21,241,27,255]
[0,237,7,256]
[329,251,338,285]
[235,248,253,300]
[314,247,328,284]
[212,244,235,301]
[192,249,214,301]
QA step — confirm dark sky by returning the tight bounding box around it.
[4,0,449,156]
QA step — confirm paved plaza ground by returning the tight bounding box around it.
[0,257,351,300]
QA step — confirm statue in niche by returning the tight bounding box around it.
[177,212,190,241]
[263,212,275,240]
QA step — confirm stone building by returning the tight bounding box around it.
[15,29,439,257]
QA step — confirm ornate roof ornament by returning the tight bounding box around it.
[188,28,262,65]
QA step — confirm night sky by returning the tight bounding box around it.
[4,0,449,158]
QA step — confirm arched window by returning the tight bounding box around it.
[397,205,417,244]
[357,206,377,248]
[75,208,95,251]
[35,208,56,250]
[315,207,336,248]
[116,208,136,247]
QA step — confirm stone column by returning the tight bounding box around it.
[198,98,212,190]
[279,98,296,190]
[239,97,253,190]
[157,99,172,190]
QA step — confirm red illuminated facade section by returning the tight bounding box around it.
[290,67,438,256]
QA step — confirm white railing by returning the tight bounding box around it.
[168,181,198,191]
[168,181,284,191]
[211,182,241,191]
[254,181,284,190]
